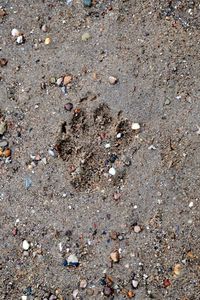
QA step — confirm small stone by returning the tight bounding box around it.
[56,77,63,86]
[42,24,48,32]
[82,32,91,41]
[49,295,57,300]
[116,132,122,138]
[113,192,121,200]
[24,177,32,189]
[4,148,11,157]
[127,290,135,298]
[0,58,8,67]
[109,76,118,85]
[80,279,87,289]
[49,77,56,84]
[86,289,94,296]
[189,201,194,208]
[110,250,120,263]
[109,167,116,176]
[134,225,141,233]
[164,99,171,105]
[173,263,181,276]
[105,143,111,149]
[83,0,92,7]
[64,103,73,111]
[16,35,25,44]
[11,28,20,37]
[63,75,72,85]
[109,231,118,240]
[67,254,79,267]
[131,123,140,130]
[0,140,8,148]
[48,149,55,157]
[0,121,7,135]
[132,280,139,288]
[163,278,171,288]
[21,296,28,300]
[72,289,79,299]
[22,240,30,250]
[0,8,6,17]
[103,286,113,297]
[44,37,51,45]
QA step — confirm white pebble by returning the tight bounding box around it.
[148,145,156,150]
[11,28,20,37]
[105,143,111,149]
[131,122,140,130]
[22,240,30,250]
[48,149,55,157]
[189,201,194,208]
[109,167,116,176]
[80,279,87,289]
[72,289,79,299]
[116,133,122,138]
[16,35,24,44]
[21,296,28,300]
[132,279,139,288]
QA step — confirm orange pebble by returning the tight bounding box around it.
[4,148,11,157]
[127,290,135,298]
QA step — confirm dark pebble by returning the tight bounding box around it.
[64,103,73,111]
[83,0,92,7]
[110,154,118,163]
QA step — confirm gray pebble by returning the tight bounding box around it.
[0,140,8,148]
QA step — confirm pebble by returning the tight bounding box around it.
[16,35,25,44]
[21,296,28,300]
[83,0,92,7]
[134,225,141,233]
[0,58,8,67]
[0,121,7,135]
[4,148,11,157]
[56,77,63,86]
[127,291,135,298]
[110,231,118,240]
[109,167,116,176]
[48,149,55,157]
[173,263,181,276]
[11,28,20,37]
[49,295,56,300]
[82,32,91,41]
[25,177,32,189]
[109,76,118,85]
[44,37,51,45]
[63,75,72,85]
[131,123,140,130]
[0,140,8,148]
[86,289,94,296]
[132,279,139,288]
[189,201,194,208]
[80,279,87,289]
[103,286,113,297]
[42,24,48,32]
[22,240,30,250]
[72,289,79,299]
[64,103,73,111]
[113,192,121,200]
[116,132,122,138]
[110,250,120,262]
[105,143,111,149]
[67,254,79,267]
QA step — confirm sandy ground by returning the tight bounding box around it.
[0,0,200,299]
